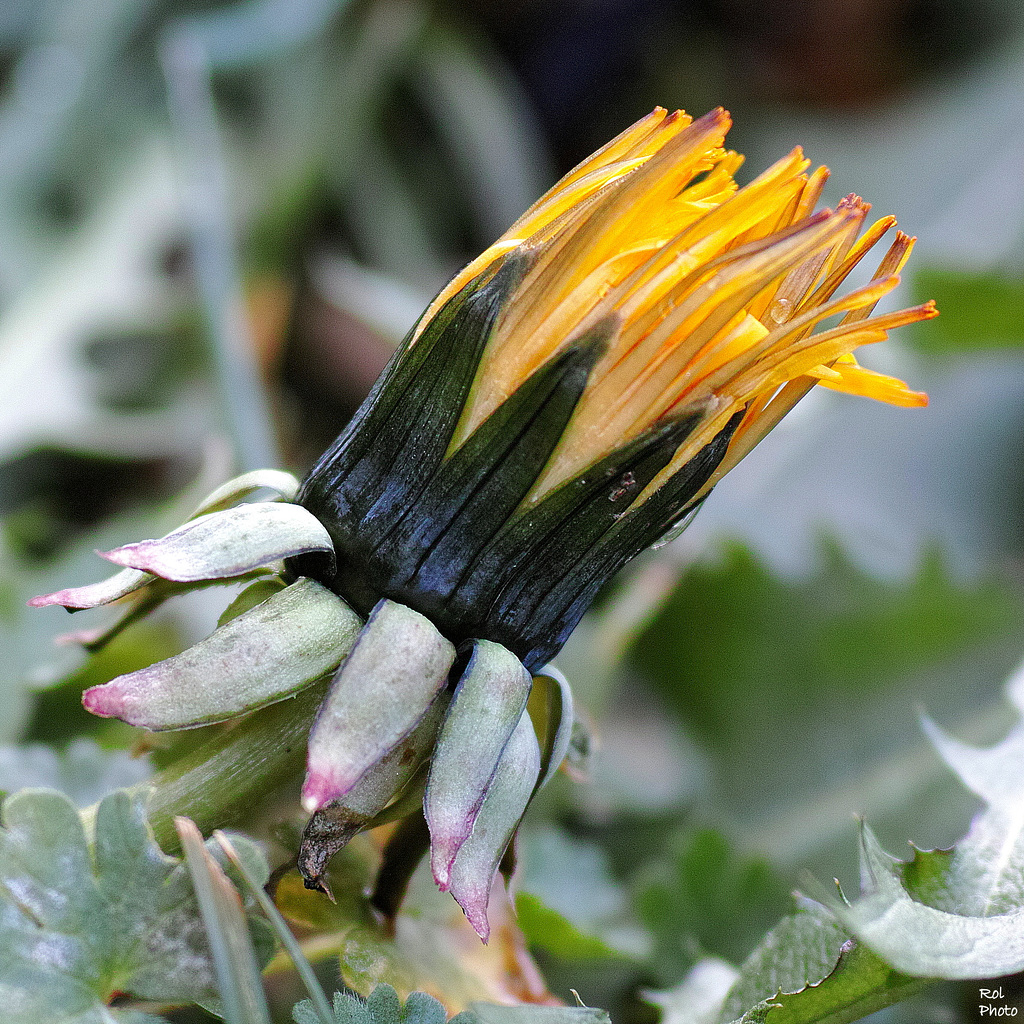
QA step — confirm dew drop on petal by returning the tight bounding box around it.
[768,296,793,324]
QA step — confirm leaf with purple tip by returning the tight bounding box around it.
[448,708,541,941]
[83,578,361,730]
[426,639,531,889]
[302,600,455,813]
[100,502,336,582]
[28,565,153,609]
[300,692,450,897]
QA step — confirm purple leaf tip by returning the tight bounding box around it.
[82,684,124,719]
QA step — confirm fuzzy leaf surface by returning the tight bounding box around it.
[712,899,926,1024]
[293,984,450,1024]
[0,787,270,1023]
[291,984,610,1024]
[831,667,1024,979]
[834,825,1024,980]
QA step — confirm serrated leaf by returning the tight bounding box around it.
[717,900,847,1024]
[728,999,779,1024]
[825,667,1024,980]
[733,938,924,1024]
[832,824,1024,979]
[0,787,270,1021]
[705,662,1024,1024]
[294,986,616,1024]
[902,804,1024,918]
[715,898,927,1024]
[920,707,1024,808]
[293,983,448,1024]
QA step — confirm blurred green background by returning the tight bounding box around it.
[2,0,1024,1021]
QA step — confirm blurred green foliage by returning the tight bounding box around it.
[635,829,791,985]
[911,270,1024,353]
[1,0,1024,1020]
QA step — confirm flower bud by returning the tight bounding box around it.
[31,105,936,940]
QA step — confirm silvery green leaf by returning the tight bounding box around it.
[99,502,336,581]
[299,693,450,895]
[712,894,931,1024]
[910,702,1024,917]
[725,1000,779,1024]
[826,670,1024,980]
[833,824,1024,979]
[189,468,301,518]
[28,565,153,609]
[82,578,361,730]
[467,1005,610,1024]
[293,983,452,1024]
[703,662,1024,1024]
[0,789,270,1019]
[920,707,1024,807]
[448,707,540,941]
[426,639,531,888]
[302,600,454,811]
[716,898,847,1024]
